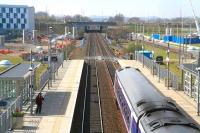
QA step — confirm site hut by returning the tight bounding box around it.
[0,63,39,105]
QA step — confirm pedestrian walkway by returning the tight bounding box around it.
[12,60,84,133]
[118,60,200,124]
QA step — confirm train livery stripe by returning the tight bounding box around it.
[114,72,145,133]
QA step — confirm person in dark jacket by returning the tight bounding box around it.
[36,93,44,114]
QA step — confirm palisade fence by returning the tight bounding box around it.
[39,70,49,90]
[0,96,22,133]
[135,51,180,90]
[51,52,64,73]
[38,52,64,90]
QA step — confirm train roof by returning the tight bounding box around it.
[116,67,165,111]
[116,67,200,132]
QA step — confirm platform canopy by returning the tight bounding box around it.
[0,63,39,80]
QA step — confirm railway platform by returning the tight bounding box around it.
[12,60,84,133]
[118,60,200,125]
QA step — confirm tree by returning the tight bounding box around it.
[107,16,114,22]
[114,13,125,25]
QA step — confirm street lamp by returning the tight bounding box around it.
[166,56,170,89]
[29,49,34,115]
[142,24,145,68]
[152,51,154,76]
[48,27,53,88]
[142,44,144,68]
[196,67,200,116]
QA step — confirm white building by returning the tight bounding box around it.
[0,5,35,31]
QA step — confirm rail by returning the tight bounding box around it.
[95,34,117,84]
[81,34,103,133]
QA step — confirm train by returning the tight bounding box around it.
[114,67,200,133]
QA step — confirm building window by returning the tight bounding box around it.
[10,18,13,23]
[7,23,10,28]
[21,14,25,18]
[9,8,13,13]
[21,24,25,29]
[17,8,20,13]
[14,24,17,29]
[2,18,5,23]
[17,19,20,23]
[14,13,17,18]
[24,19,27,24]
[2,7,5,13]
[0,24,2,28]
[6,13,10,18]
[0,13,2,18]
[24,8,26,13]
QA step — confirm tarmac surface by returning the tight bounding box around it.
[12,60,84,133]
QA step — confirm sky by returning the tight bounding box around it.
[0,0,200,18]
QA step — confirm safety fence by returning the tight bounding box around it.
[0,96,22,133]
[38,52,64,90]
[135,52,180,90]
[39,70,49,90]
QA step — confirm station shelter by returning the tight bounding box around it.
[0,63,39,103]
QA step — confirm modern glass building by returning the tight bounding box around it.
[0,5,35,31]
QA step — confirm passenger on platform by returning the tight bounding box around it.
[36,93,44,114]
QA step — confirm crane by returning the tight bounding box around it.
[188,0,200,37]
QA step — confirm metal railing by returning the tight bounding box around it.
[135,52,180,90]
[38,52,64,90]
[39,70,49,90]
[0,96,22,133]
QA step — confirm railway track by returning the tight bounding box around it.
[95,34,118,83]
[94,33,127,133]
[82,34,103,133]
[71,33,126,133]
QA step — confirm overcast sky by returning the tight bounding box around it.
[0,0,200,18]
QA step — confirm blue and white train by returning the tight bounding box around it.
[114,67,200,133]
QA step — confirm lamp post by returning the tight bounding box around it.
[142,24,145,68]
[32,30,37,45]
[158,61,160,83]
[166,44,170,89]
[152,51,154,76]
[29,49,34,115]
[196,67,200,116]
[142,44,144,68]
[48,27,53,87]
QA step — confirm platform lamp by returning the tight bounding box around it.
[142,24,145,68]
[142,44,144,68]
[196,51,200,116]
[196,67,200,116]
[48,26,53,88]
[166,52,170,90]
[29,49,34,115]
[152,51,154,77]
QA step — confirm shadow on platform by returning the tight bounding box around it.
[39,91,71,116]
